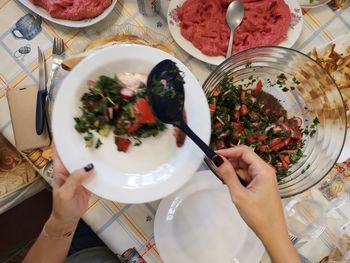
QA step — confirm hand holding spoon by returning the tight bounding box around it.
[146,59,247,186]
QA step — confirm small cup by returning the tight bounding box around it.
[284,197,327,239]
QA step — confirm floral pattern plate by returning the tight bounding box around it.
[167,0,303,65]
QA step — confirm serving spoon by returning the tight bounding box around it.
[226,0,244,58]
[146,59,247,186]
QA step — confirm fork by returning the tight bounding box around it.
[47,37,64,101]
[289,234,299,245]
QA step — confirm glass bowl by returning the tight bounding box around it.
[203,46,347,198]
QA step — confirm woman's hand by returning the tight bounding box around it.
[215,145,283,237]
[215,145,300,263]
[23,145,95,263]
[50,145,94,227]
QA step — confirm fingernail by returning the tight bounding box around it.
[84,163,94,172]
[212,155,224,167]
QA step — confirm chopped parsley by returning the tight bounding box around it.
[208,75,319,182]
[74,74,169,152]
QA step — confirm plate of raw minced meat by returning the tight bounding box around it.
[168,0,303,65]
[18,0,117,28]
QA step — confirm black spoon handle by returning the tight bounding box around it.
[178,120,216,159]
[178,120,248,187]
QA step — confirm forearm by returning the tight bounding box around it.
[259,226,300,263]
[23,215,78,263]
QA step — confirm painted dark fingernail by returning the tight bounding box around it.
[212,155,224,167]
[84,163,94,172]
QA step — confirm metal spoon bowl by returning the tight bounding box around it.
[226,0,244,58]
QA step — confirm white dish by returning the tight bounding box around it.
[17,0,117,28]
[312,33,350,163]
[167,0,303,65]
[52,44,211,203]
[155,170,265,263]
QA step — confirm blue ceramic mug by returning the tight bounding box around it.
[11,14,42,41]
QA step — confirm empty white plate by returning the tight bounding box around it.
[154,170,265,263]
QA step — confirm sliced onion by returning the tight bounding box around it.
[120,88,135,100]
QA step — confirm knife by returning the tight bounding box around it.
[35,47,47,135]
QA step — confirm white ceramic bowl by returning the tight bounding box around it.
[52,44,210,203]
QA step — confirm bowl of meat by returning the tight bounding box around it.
[203,46,347,198]
[52,44,210,203]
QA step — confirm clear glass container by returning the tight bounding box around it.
[203,46,347,198]
[284,198,327,239]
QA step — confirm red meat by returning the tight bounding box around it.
[177,0,291,56]
[30,0,112,20]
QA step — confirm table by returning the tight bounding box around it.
[0,1,350,262]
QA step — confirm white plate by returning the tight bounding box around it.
[52,44,211,203]
[155,170,265,263]
[17,0,117,28]
[167,0,303,65]
[312,33,350,163]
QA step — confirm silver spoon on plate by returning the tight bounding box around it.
[226,0,244,58]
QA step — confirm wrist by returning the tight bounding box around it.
[43,215,78,239]
[258,226,299,262]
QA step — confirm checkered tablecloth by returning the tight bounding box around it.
[0,0,350,262]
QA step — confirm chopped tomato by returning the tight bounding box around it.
[291,129,302,140]
[283,137,291,146]
[252,80,262,96]
[209,103,216,114]
[233,122,245,132]
[115,137,131,152]
[269,138,282,147]
[279,155,290,170]
[120,88,135,100]
[252,122,259,128]
[260,144,269,152]
[134,98,156,123]
[214,121,223,130]
[257,135,268,141]
[246,135,256,144]
[280,149,297,155]
[240,104,248,115]
[283,155,290,164]
[126,123,141,135]
[270,142,285,151]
